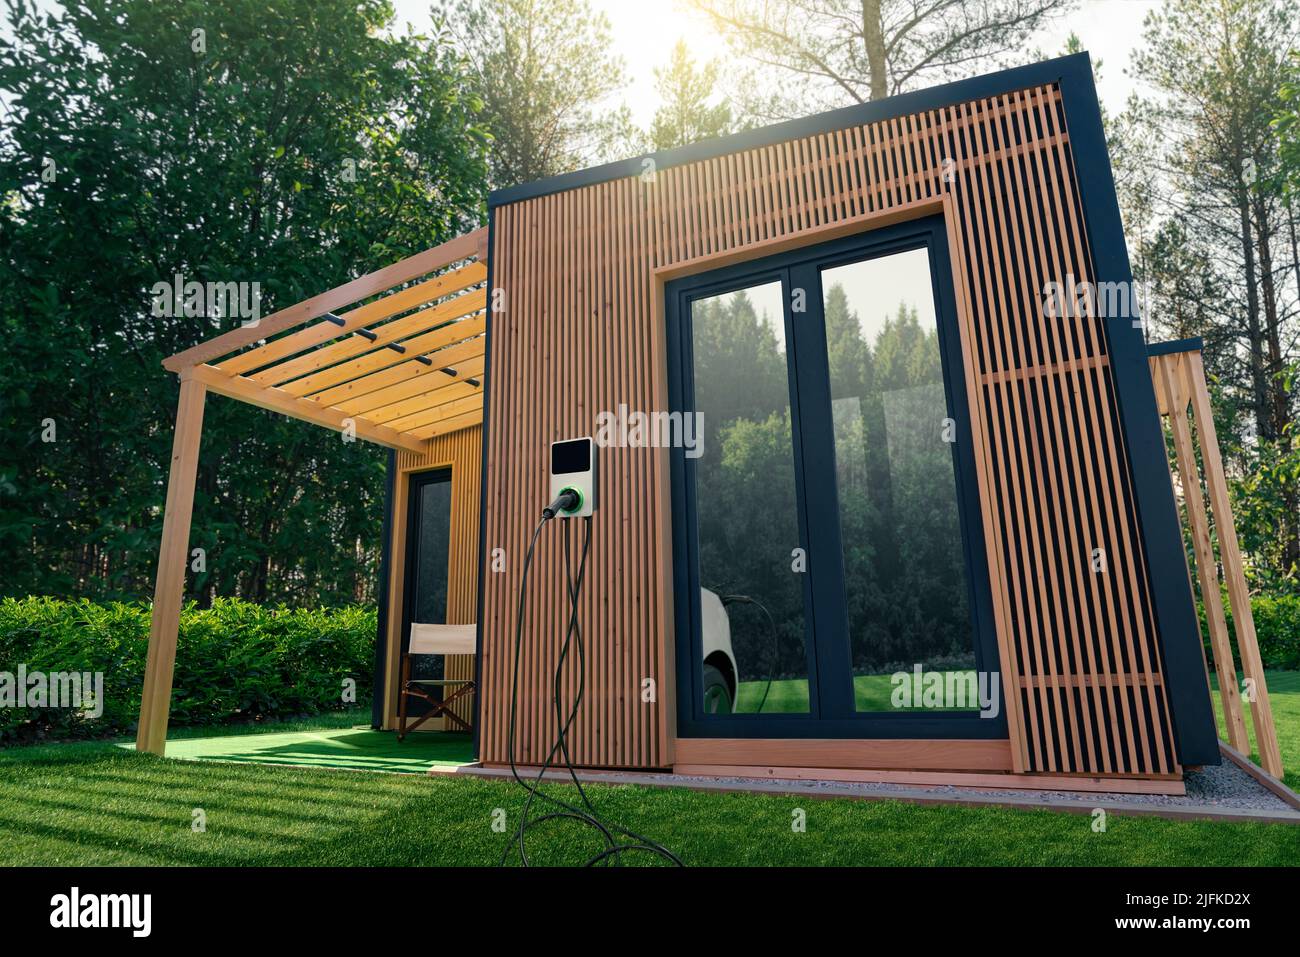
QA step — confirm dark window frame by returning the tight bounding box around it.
[400,467,454,714]
[666,214,1006,740]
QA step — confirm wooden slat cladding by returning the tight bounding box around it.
[481,83,1179,775]
[382,426,482,729]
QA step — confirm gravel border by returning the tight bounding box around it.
[457,759,1300,824]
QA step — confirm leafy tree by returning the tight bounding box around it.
[0,0,489,604]
[1119,0,1300,583]
[438,0,635,187]
[647,39,734,151]
[686,0,1075,120]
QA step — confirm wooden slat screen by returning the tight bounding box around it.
[383,425,483,729]
[481,83,1179,775]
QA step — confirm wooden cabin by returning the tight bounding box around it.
[138,53,1282,795]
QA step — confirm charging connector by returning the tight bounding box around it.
[542,486,582,520]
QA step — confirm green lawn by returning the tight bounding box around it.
[735,671,980,713]
[1209,669,1300,792]
[1,677,1298,867]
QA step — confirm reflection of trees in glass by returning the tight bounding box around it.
[830,291,974,674]
[693,290,805,682]
[692,282,974,684]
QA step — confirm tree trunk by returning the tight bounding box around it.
[862,0,887,100]
[1237,184,1269,441]
[1253,190,1300,577]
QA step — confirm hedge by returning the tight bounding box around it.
[1198,592,1300,672]
[0,597,375,744]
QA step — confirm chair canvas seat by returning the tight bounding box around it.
[409,622,475,655]
[398,623,476,741]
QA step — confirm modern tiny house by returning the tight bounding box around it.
[139,52,1282,793]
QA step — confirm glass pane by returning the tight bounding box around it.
[820,249,979,713]
[690,281,811,715]
[410,475,452,683]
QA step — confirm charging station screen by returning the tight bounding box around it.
[551,439,591,475]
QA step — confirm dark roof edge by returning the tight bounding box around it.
[1147,337,1205,357]
[487,52,1093,209]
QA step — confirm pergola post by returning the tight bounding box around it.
[136,372,206,756]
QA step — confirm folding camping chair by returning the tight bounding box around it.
[397,623,476,740]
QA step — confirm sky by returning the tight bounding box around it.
[4,0,1163,338]
[700,247,937,359]
[5,1,1161,124]
[388,0,1161,127]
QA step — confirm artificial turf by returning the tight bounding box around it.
[120,727,474,773]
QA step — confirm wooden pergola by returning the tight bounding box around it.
[1149,340,1284,778]
[137,228,488,755]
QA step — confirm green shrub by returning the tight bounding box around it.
[0,597,375,744]
[1199,592,1300,672]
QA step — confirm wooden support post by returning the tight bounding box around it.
[136,373,207,756]
[1158,356,1250,753]
[1185,352,1284,777]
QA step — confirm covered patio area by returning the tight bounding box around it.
[125,726,474,774]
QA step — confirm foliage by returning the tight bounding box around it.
[0,0,489,605]
[1199,592,1300,671]
[1117,0,1300,586]
[0,596,375,743]
[437,0,634,187]
[647,40,734,151]
[1273,50,1300,199]
[687,0,1075,119]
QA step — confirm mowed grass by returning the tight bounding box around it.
[1209,670,1300,793]
[2,738,1298,867]
[1,676,1299,867]
[735,671,980,713]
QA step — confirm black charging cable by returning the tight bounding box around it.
[503,501,682,867]
[717,593,780,714]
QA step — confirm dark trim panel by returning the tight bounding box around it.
[1147,337,1205,358]
[1057,59,1220,765]
[489,53,1091,209]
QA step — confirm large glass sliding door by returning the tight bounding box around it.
[667,215,1003,739]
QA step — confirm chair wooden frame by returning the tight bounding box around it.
[397,623,477,740]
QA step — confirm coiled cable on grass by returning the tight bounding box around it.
[503,514,681,867]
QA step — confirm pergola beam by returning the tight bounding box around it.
[218,260,487,377]
[189,364,428,453]
[247,288,486,388]
[163,228,487,372]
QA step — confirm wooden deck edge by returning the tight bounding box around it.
[1219,741,1300,811]
[669,763,1185,794]
[451,763,1300,825]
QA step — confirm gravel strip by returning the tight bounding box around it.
[613,760,1297,814]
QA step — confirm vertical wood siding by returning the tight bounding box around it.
[481,84,1179,775]
[384,425,482,728]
